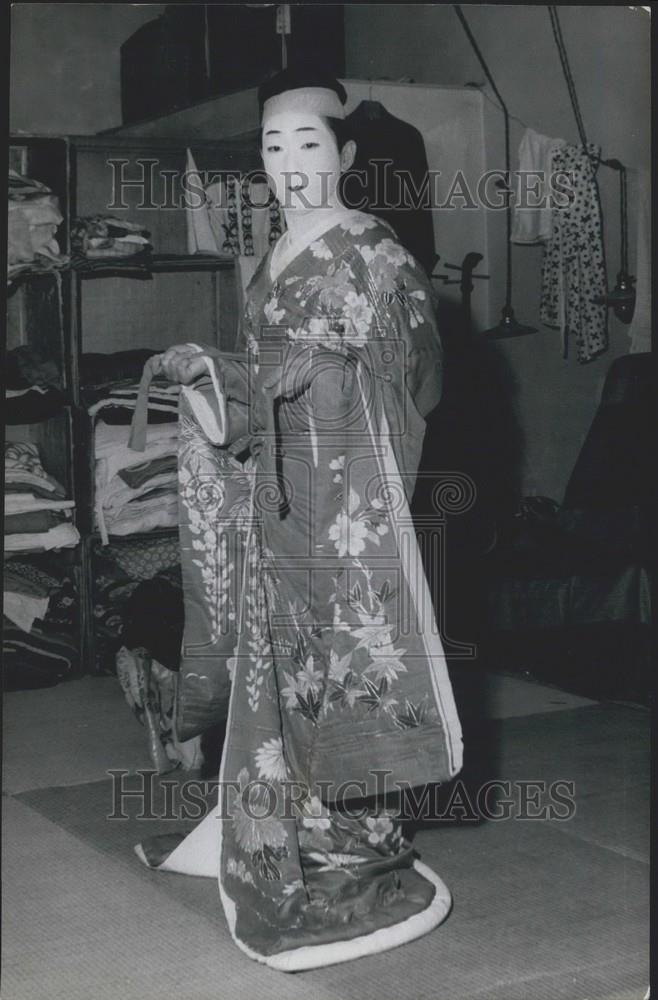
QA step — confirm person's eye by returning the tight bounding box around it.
[301,142,320,150]
[265,145,282,153]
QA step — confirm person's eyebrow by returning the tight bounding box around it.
[263,125,318,136]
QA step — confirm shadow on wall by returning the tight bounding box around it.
[413,295,525,650]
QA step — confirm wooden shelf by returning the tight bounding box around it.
[73,252,235,278]
[91,527,179,544]
[5,394,77,426]
[7,133,244,675]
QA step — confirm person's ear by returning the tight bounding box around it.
[340,139,356,172]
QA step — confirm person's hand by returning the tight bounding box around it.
[157,344,209,385]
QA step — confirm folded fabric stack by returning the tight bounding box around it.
[5,345,65,423]
[94,417,179,544]
[71,215,152,260]
[8,170,68,282]
[4,442,79,552]
[3,554,78,689]
[86,378,180,424]
[80,349,159,390]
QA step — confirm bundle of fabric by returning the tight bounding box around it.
[71,215,152,259]
[8,170,68,282]
[85,377,180,424]
[5,345,65,423]
[114,563,198,772]
[93,419,179,544]
[4,442,79,552]
[116,646,202,773]
[3,554,78,689]
[91,537,181,674]
[80,350,160,391]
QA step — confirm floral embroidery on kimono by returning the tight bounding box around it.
[140,211,462,971]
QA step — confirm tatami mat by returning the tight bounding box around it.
[3,672,650,1000]
[2,676,150,795]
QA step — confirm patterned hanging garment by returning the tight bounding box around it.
[540,143,608,363]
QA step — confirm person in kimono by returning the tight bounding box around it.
[135,69,463,971]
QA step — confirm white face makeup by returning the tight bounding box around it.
[261,110,345,214]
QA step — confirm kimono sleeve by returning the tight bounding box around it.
[366,251,443,423]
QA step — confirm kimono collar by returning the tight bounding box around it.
[269,205,358,282]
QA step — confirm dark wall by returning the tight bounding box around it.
[345,4,651,500]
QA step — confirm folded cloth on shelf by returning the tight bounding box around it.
[117,455,177,489]
[86,383,180,422]
[95,419,178,481]
[4,346,62,390]
[3,555,63,596]
[4,496,75,515]
[71,215,152,258]
[94,418,179,544]
[4,554,76,626]
[92,550,142,674]
[5,387,66,424]
[3,590,50,632]
[8,169,67,279]
[80,350,160,389]
[101,470,178,516]
[4,523,80,552]
[101,535,180,582]
[4,442,68,499]
[4,509,71,534]
[98,498,179,540]
[3,619,77,690]
[92,405,177,426]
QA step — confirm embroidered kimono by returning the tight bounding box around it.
[137,210,463,971]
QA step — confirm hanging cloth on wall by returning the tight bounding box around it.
[342,101,438,275]
[185,149,285,259]
[539,143,608,363]
[511,128,566,244]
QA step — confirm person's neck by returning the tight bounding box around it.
[282,198,350,243]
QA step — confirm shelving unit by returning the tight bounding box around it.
[6,137,82,675]
[7,131,260,675]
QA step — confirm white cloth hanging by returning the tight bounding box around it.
[511,127,566,245]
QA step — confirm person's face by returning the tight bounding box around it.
[261,110,344,213]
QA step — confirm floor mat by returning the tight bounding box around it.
[13,704,649,1000]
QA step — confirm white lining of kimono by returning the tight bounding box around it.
[179,347,228,446]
